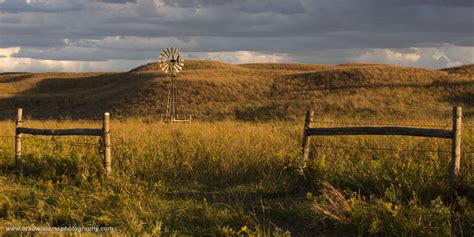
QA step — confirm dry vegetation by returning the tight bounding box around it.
[0,119,473,235]
[0,60,473,120]
[0,61,473,235]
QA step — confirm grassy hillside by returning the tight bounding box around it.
[1,62,473,235]
[0,60,473,120]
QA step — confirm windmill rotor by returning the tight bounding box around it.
[159,47,184,75]
[159,48,190,122]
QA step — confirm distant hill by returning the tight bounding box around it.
[440,64,474,76]
[0,61,472,120]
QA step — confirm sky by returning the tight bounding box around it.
[0,0,473,72]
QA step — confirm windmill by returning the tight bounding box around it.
[159,47,184,76]
[159,48,191,122]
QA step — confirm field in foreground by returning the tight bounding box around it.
[0,119,473,235]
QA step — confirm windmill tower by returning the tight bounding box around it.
[159,48,191,122]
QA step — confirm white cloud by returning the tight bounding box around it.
[188,51,288,64]
[385,48,421,62]
[1,43,473,72]
[0,47,149,72]
[354,44,474,69]
[1,47,289,72]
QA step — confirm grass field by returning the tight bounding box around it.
[1,61,473,235]
[0,118,473,235]
[0,61,473,120]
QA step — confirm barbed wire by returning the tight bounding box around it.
[0,135,15,138]
[19,136,100,148]
[52,140,98,147]
[312,144,474,154]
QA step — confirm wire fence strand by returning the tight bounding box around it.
[312,144,474,155]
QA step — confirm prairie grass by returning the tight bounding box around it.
[0,61,473,120]
[0,118,473,235]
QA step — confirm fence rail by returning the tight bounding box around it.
[14,108,112,176]
[17,128,103,136]
[302,106,463,186]
[306,127,453,138]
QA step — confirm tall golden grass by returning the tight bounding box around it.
[0,118,472,235]
[0,61,472,120]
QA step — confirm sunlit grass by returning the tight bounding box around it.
[0,119,473,235]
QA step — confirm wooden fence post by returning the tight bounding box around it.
[15,108,23,169]
[449,106,462,184]
[302,111,314,163]
[103,112,112,176]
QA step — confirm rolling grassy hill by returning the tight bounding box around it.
[0,60,472,120]
[1,61,474,235]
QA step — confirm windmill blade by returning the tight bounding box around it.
[170,48,176,60]
[159,47,184,75]
[172,48,179,58]
[175,49,181,59]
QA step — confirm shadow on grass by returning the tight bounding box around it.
[0,73,33,83]
[0,72,160,120]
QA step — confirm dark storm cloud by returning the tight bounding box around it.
[0,0,472,69]
[101,0,137,4]
[161,0,306,14]
[363,0,474,7]
[0,0,85,13]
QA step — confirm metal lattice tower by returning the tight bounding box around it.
[159,48,185,121]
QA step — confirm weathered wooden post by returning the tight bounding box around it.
[302,111,314,164]
[103,112,112,176]
[15,108,23,169]
[449,106,462,184]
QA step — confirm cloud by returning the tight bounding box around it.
[101,0,137,4]
[0,0,472,71]
[188,51,288,64]
[0,47,149,72]
[0,0,85,13]
[161,0,306,14]
[353,44,474,69]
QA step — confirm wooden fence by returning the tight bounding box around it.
[302,106,463,185]
[14,108,112,176]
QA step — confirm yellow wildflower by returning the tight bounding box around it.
[306,192,313,200]
[240,225,248,233]
[46,180,54,190]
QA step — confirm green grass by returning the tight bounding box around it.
[0,119,473,235]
